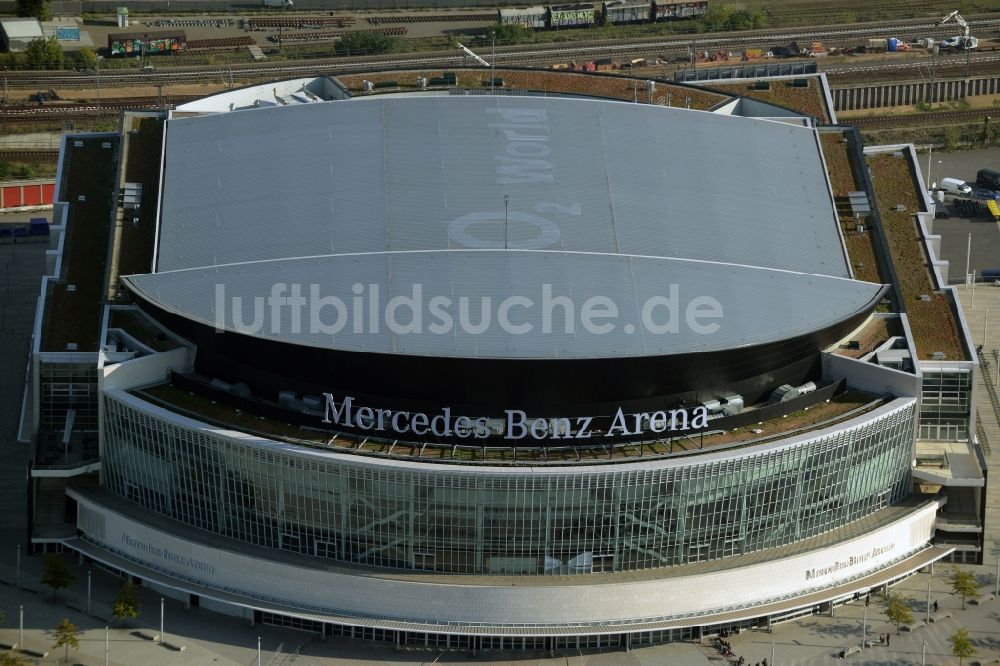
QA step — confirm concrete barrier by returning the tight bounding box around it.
[929,611,952,623]
[901,620,925,631]
[841,645,862,658]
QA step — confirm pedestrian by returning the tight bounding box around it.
[879,633,884,644]
[933,600,939,612]
[886,633,891,647]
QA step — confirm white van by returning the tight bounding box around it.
[941,177,973,195]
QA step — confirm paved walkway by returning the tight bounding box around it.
[2,544,1000,665]
[955,283,1000,569]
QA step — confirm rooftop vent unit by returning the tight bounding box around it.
[209,378,232,392]
[919,294,931,301]
[66,343,77,351]
[932,351,946,360]
[768,384,799,404]
[362,80,374,92]
[895,204,907,212]
[701,398,723,413]
[416,76,428,89]
[66,284,76,292]
[721,394,743,416]
[769,381,817,404]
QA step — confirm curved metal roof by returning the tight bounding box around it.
[137,95,875,360]
[125,250,883,359]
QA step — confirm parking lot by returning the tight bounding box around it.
[922,146,1000,281]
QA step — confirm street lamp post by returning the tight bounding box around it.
[159,597,164,644]
[258,636,262,665]
[926,146,933,189]
[19,605,23,650]
[927,580,931,624]
[861,603,867,650]
[87,570,92,615]
[966,232,972,281]
[105,625,109,666]
[96,56,102,118]
[985,307,990,347]
[922,639,927,666]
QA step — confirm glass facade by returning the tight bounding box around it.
[102,394,915,575]
[40,361,99,431]
[918,369,972,441]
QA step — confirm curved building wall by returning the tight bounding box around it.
[102,393,916,575]
[131,293,880,417]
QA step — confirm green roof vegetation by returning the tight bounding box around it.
[867,152,966,361]
[41,136,118,352]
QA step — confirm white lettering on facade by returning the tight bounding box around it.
[804,544,896,581]
[121,533,215,574]
[321,393,707,442]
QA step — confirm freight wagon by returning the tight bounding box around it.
[549,4,597,28]
[497,0,707,31]
[108,30,185,56]
[602,0,649,25]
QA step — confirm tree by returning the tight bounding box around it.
[0,652,31,666]
[337,31,397,55]
[74,46,97,70]
[727,9,766,30]
[492,23,533,45]
[950,628,976,666]
[950,566,980,609]
[883,593,914,634]
[700,4,734,31]
[52,617,79,663]
[23,37,63,70]
[112,583,141,624]
[15,0,50,21]
[40,555,75,600]
[943,125,961,152]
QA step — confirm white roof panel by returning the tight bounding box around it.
[141,95,872,359]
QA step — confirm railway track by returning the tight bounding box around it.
[0,14,998,88]
[0,150,60,159]
[850,108,997,128]
[0,97,193,117]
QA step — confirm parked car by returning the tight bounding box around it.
[977,169,1000,191]
[972,188,1000,200]
[940,177,972,196]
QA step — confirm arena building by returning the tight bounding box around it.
[22,71,986,652]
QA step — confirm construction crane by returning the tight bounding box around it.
[937,10,976,76]
[457,41,500,93]
[456,43,490,68]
